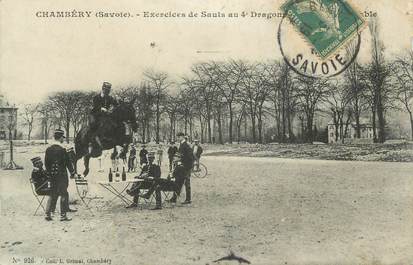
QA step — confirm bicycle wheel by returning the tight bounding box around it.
[193,163,207,178]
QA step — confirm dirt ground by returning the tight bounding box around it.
[1,144,413,265]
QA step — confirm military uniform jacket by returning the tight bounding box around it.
[91,94,118,114]
[140,164,161,179]
[129,148,137,158]
[167,146,178,159]
[45,143,75,191]
[179,141,193,171]
[139,149,148,164]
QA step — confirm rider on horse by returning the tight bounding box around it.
[89,82,118,151]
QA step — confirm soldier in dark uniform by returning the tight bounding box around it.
[167,141,178,172]
[89,81,118,149]
[44,129,76,221]
[128,145,137,172]
[126,152,162,210]
[139,144,148,166]
[167,132,193,204]
[30,157,51,195]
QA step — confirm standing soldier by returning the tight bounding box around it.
[167,141,178,172]
[156,144,164,166]
[192,140,203,171]
[44,129,76,221]
[167,132,193,204]
[128,144,137,172]
[139,144,148,166]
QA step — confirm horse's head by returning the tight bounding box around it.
[113,98,138,132]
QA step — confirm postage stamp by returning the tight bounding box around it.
[280,0,365,59]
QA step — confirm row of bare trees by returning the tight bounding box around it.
[18,20,413,144]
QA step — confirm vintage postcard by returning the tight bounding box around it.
[0,0,412,264]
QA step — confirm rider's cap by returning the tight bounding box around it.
[102,82,112,89]
[176,132,185,137]
[54,128,65,138]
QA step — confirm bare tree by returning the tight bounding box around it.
[365,18,392,143]
[344,44,368,139]
[135,84,155,143]
[164,94,180,141]
[144,70,171,144]
[37,102,56,143]
[393,51,413,139]
[186,62,219,143]
[325,79,352,143]
[21,103,39,141]
[239,63,272,143]
[295,77,331,143]
[48,91,85,143]
[266,61,297,142]
[210,60,248,143]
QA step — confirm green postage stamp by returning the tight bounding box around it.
[280,0,365,59]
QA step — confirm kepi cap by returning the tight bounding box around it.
[102,82,112,89]
[54,128,65,138]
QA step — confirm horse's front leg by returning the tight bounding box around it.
[83,154,91,177]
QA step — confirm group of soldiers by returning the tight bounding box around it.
[31,129,77,221]
[30,81,205,220]
[124,132,204,210]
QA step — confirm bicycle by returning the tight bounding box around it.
[191,161,208,178]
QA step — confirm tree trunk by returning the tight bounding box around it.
[371,106,377,143]
[184,116,188,135]
[257,109,263,144]
[199,116,204,144]
[65,117,70,143]
[142,121,146,143]
[28,126,32,141]
[377,94,386,143]
[207,111,212,143]
[156,103,160,144]
[216,111,223,145]
[169,116,174,141]
[406,110,413,140]
[228,103,233,144]
[306,112,314,143]
[354,102,361,138]
[251,115,256,143]
[189,116,193,141]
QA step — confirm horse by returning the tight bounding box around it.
[74,99,138,177]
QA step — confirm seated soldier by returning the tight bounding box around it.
[167,153,187,203]
[30,156,51,195]
[126,152,162,210]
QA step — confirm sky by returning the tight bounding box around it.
[0,0,412,104]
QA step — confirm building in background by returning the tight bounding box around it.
[0,95,18,140]
[328,120,375,144]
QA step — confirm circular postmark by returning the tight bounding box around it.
[277,0,364,78]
